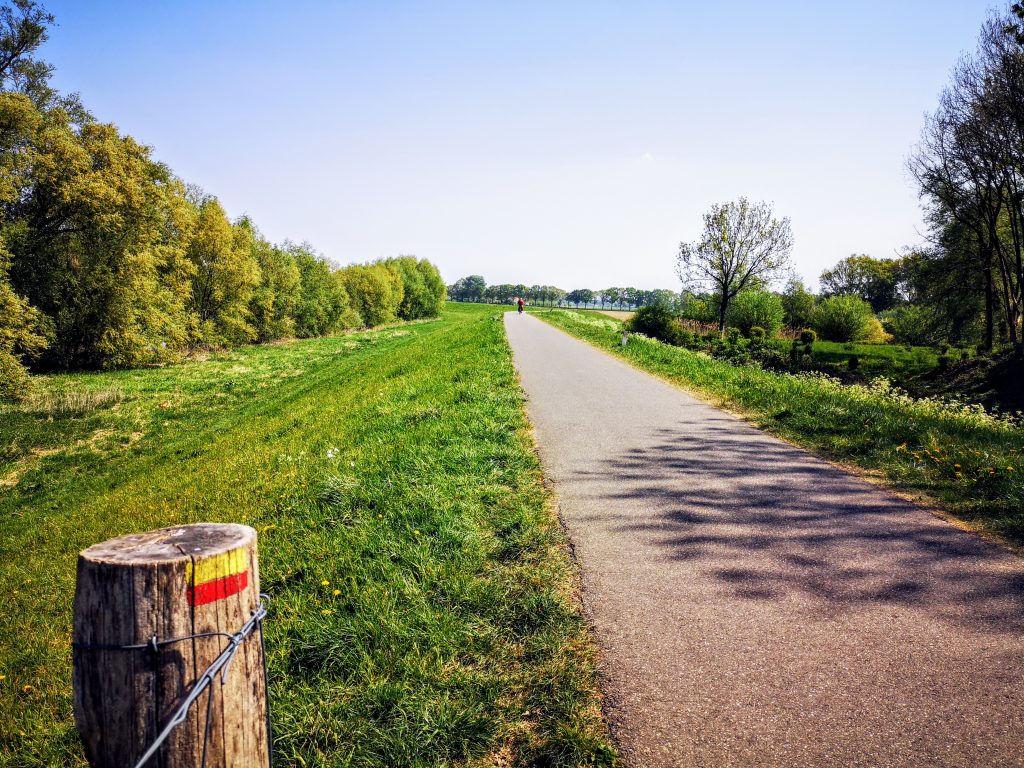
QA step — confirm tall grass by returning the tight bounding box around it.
[0,304,616,767]
[539,309,1024,545]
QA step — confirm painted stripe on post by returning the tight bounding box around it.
[186,548,249,606]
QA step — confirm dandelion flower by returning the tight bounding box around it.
[332,589,341,596]
[414,529,421,536]
[321,609,333,615]
[22,684,32,693]
[321,580,330,586]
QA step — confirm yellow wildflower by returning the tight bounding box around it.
[321,609,333,615]
[332,589,341,596]
[321,580,330,586]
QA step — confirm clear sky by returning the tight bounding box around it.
[44,0,991,290]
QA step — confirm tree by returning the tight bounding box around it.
[567,288,594,308]
[187,198,259,346]
[819,254,906,313]
[383,255,444,319]
[339,262,403,327]
[813,295,886,343]
[676,198,793,333]
[289,243,355,336]
[449,274,486,302]
[246,225,300,342]
[727,290,785,337]
[781,279,816,329]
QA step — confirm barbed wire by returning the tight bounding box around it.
[73,594,272,768]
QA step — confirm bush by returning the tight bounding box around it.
[626,305,683,345]
[339,263,404,327]
[882,304,942,346]
[938,354,951,372]
[749,326,766,342]
[848,355,860,371]
[726,327,741,344]
[382,256,445,320]
[799,329,816,345]
[727,290,784,337]
[813,295,880,342]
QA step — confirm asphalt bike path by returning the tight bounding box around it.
[504,311,1024,768]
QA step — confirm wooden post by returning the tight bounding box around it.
[72,523,269,768]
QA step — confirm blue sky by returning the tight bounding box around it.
[45,1,991,289]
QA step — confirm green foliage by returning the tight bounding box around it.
[749,326,766,342]
[626,304,683,345]
[383,255,445,320]
[248,231,300,342]
[813,295,881,343]
[284,243,355,337]
[340,262,404,327]
[727,290,784,336]
[186,198,260,346]
[882,304,943,346]
[0,239,47,398]
[781,279,816,329]
[799,329,817,345]
[819,254,907,313]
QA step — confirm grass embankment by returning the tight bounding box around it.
[0,303,616,768]
[535,309,1024,546]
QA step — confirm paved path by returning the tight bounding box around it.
[504,312,1024,768]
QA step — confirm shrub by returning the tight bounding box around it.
[749,326,766,342]
[813,295,879,342]
[381,256,445,320]
[727,290,784,337]
[726,327,741,345]
[882,304,942,346]
[799,329,816,345]
[626,304,683,345]
[848,355,860,371]
[938,355,951,372]
[339,263,404,327]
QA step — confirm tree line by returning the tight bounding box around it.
[446,276,682,310]
[0,2,444,398]
[909,2,1024,351]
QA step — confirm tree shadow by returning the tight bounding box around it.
[568,422,1024,635]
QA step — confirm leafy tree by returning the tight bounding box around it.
[384,255,444,319]
[676,198,793,333]
[187,198,259,346]
[819,254,906,313]
[813,295,886,343]
[645,289,681,310]
[246,224,300,342]
[340,262,404,327]
[566,288,594,308]
[288,243,355,336]
[727,290,784,336]
[0,237,46,397]
[448,274,486,302]
[881,304,944,346]
[781,279,816,329]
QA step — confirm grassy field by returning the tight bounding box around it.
[0,303,616,767]
[534,309,1024,546]
[768,338,941,378]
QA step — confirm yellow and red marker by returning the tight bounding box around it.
[185,549,249,606]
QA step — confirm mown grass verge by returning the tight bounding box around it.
[535,309,1024,546]
[0,303,616,767]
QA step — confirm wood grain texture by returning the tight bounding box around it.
[72,524,269,767]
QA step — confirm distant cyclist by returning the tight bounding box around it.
[517,297,525,314]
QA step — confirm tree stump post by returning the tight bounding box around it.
[72,523,270,767]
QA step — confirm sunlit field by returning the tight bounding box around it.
[0,303,615,767]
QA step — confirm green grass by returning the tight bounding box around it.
[536,309,1024,546]
[0,303,616,768]
[768,338,941,378]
